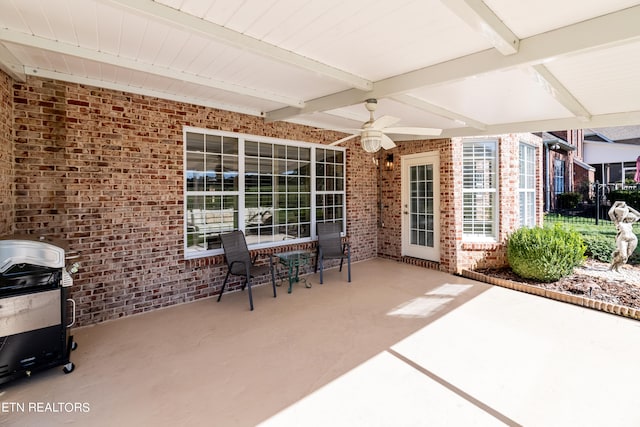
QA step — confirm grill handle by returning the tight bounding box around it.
[65,250,81,260]
[67,298,76,328]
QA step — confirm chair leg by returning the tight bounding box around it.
[339,257,344,272]
[245,266,254,311]
[319,249,324,285]
[218,270,231,302]
[347,249,351,283]
[314,248,319,273]
[247,281,254,311]
[270,257,277,298]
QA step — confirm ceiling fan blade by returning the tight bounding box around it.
[370,115,401,130]
[383,126,442,136]
[317,128,363,133]
[381,133,396,150]
[329,133,360,146]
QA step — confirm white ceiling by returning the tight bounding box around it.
[1,0,640,140]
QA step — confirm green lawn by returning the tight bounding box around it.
[544,214,640,265]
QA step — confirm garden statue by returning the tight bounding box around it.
[608,201,640,271]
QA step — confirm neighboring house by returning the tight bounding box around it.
[0,72,544,326]
[584,127,640,187]
[539,130,595,211]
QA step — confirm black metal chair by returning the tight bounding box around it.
[218,230,276,311]
[314,222,351,284]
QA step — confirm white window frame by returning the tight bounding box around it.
[553,159,565,195]
[183,127,346,259]
[519,142,536,227]
[462,139,498,241]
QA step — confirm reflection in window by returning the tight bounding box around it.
[186,133,239,251]
[184,129,345,258]
[245,140,312,244]
[316,148,345,231]
[553,159,565,195]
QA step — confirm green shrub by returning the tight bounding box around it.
[608,190,640,210]
[581,234,614,263]
[507,224,586,282]
[556,192,582,209]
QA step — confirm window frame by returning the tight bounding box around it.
[183,127,346,259]
[461,139,498,241]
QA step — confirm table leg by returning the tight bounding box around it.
[287,263,294,294]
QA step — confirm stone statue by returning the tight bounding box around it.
[608,201,640,271]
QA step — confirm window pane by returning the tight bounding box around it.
[186,132,205,152]
[222,137,238,154]
[206,134,222,153]
[186,154,205,191]
[222,156,238,191]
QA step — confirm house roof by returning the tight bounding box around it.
[585,126,640,145]
[1,1,640,142]
[574,158,596,172]
[539,131,575,152]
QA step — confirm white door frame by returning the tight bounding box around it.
[401,151,440,261]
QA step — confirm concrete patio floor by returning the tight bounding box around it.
[2,258,640,426]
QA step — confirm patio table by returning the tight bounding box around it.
[275,250,313,293]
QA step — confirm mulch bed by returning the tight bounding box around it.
[475,261,640,310]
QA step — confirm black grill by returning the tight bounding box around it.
[0,264,62,297]
[0,236,78,385]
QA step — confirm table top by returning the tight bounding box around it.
[275,250,313,263]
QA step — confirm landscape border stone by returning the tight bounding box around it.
[461,269,640,321]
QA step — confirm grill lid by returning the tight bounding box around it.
[0,236,66,273]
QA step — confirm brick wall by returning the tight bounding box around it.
[376,139,453,268]
[454,133,543,272]
[377,134,542,273]
[0,72,12,235]
[9,75,377,326]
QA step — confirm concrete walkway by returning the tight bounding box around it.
[260,282,640,426]
[2,258,640,426]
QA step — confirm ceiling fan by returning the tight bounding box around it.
[329,99,442,153]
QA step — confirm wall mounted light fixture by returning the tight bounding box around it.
[385,154,394,171]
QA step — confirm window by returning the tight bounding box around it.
[462,140,497,240]
[245,141,311,245]
[519,143,536,227]
[553,159,565,195]
[316,148,345,231]
[184,128,345,258]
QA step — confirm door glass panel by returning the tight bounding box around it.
[409,164,435,247]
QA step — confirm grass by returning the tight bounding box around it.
[544,213,640,265]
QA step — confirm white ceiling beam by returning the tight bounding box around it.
[0,42,25,81]
[265,89,369,122]
[529,64,591,122]
[440,0,519,55]
[27,68,263,116]
[0,29,304,108]
[266,4,640,121]
[391,94,487,130]
[102,0,373,92]
[438,110,640,139]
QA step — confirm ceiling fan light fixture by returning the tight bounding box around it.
[360,129,383,153]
